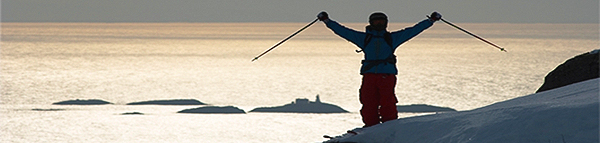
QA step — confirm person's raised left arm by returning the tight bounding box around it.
[390,12,441,48]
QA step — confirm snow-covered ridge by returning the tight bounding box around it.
[325,78,599,143]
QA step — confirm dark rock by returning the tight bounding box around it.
[127,99,206,105]
[178,106,246,114]
[121,112,144,115]
[250,95,349,113]
[32,108,65,111]
[537,49,599,93]
[396,104,457,113]
[52,99,111,105]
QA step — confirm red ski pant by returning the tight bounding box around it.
[359,73,398,127]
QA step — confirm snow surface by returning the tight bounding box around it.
[325,78,599,143]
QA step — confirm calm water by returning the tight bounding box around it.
[1,22,598,142]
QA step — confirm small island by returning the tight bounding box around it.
[178,106,246,114]
[250,95,349,113]
[126,99,206,105]
[32,108,65,111]
[52,99,112,105]
[121,112,144,115]
[396,104,456,113]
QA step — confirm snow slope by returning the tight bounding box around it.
[326,78,599,143]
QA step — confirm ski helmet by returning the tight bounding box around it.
[368,12,388,31]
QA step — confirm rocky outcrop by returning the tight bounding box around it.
[178,106,246,114]
[32,108,65,111]
[537,49,599,93]
[52,99,112,105]
[250,95,349,113]
[127,99,206,105]
[121,112,144,115]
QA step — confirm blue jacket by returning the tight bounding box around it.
[324,19,433,74]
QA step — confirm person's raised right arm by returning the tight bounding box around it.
[318,11,366,48]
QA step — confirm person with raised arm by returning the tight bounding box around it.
[317,11,442,127]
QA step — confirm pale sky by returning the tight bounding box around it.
[2,0,599,23]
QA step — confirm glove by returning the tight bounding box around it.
[429,12,442,21]
[317,11,329,21]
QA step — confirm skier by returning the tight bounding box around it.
[317,11,441,127]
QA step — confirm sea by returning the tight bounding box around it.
[1,22,598,142]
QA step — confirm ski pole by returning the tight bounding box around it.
[252,18,319,62]
[439,18,507,52]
